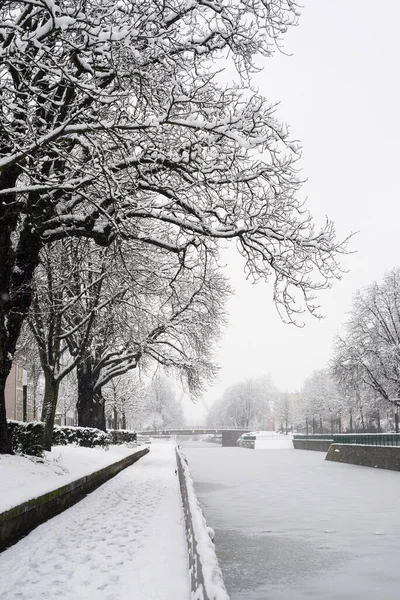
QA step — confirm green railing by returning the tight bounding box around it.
[333,434,400,446]
[294,433,400,446]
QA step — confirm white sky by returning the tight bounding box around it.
[183,0,400,423]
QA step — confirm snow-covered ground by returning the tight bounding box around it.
[182,442,400,600]
[0,442,190,600]
[0,443,146,513]
[254,438,292,449]
[254,433,293,450]
[238,432,293,450]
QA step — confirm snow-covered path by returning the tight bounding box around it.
[182,442,400,600]
[0,442,190,600]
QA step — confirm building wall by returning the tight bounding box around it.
[5,363,33,421]
[54,411,77,427]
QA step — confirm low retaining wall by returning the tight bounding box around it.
[326,444,400,471]
[293,439,333,452]
[176,447,229,600]
[222,430,248,447]
[0,448,149,551]
[238,440,255,449]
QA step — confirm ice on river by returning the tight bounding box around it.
[181,442,400,600]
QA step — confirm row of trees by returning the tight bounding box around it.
[206,376,279,429]
[17,237,223,448]
[125,373,185,431]
[295,368,394,434]
[208,268,400,435]
[0,0,347,453]
[50,371,185,433]
[207,365,395,436]
[293,268,400,433]
[333,269,400,416]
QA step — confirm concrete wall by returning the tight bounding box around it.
[238,440,255,449]
[326,444,400,471]
[292,439,333,452]
[222,430,248,446]
[0,448,149,551]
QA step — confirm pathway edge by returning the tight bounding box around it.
[176,445,230,600]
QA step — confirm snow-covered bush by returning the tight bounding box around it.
[7,420,45,456]
[107,429,137,445]
[52,426,109,448]
[7,421,136,454]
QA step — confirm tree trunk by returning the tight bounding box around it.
[360,407,366,431]
[93,391,106,431]
[77,360,106,431]
[0,167,20,454]
[77,362,96,428]
[0,169,43,453]
[113,405,118,430]
[349,411,353,433]
[41,371,60,451]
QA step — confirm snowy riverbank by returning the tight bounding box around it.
[0,443,147,513]
[0,441,190,600]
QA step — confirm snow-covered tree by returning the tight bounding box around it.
[103,372,149,431]
[331,269,400,432]
[27,239,113,448]
[274,393,295,434]
[103,372,186,431]
[299,369,341,433]
[333,268,400,416]
[25,233,228,441]
[56,370,77,427]
[208,375,278,429]
[332,359,390,432]
[104,375,132,431]
[142,373,185,430]
[70,245,229,431]
[0,0,348,452]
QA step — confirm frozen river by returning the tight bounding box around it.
[181,442,400,600]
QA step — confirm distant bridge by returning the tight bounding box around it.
[138,427,250,447]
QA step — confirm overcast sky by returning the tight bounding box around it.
[183,0,400,423]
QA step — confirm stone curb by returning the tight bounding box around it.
[0,447,149,551]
